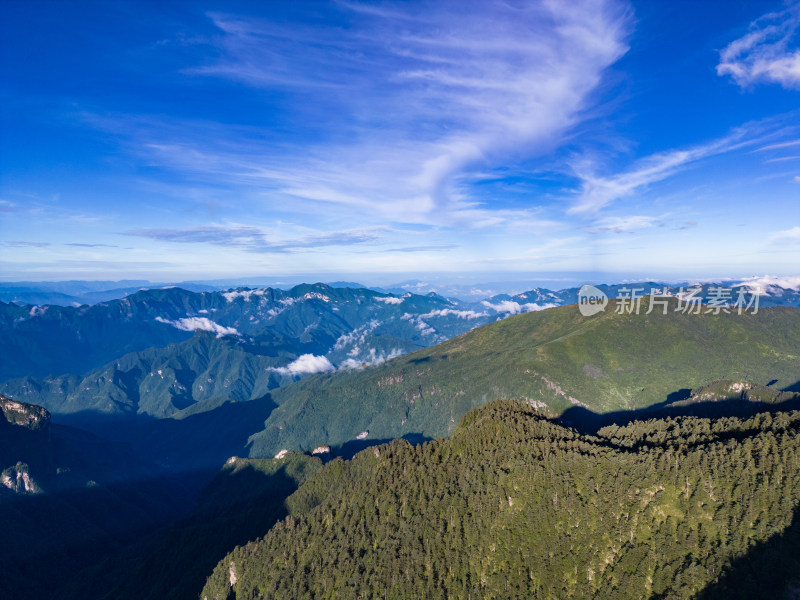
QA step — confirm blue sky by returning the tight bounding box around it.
[1,0,799,284]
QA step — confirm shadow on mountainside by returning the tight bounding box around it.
[784,379,800,394]
[54,393,278,476]
[692,503,800,600]
[335,431,433,460]
[93,462,314,600]
[0,394,287,600]
[559,394,800,436]
[0,466,203,600]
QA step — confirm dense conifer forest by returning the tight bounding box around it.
[202,401,800,600]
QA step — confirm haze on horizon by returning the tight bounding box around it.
[1,0,799,282]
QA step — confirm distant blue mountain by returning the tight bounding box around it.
[0,284,498,419]
[2,280,798,424]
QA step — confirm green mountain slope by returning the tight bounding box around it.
[0,283,496,420]
[202,400,800,600]
[248,301,800,457]
[0,283,479,383]
[5,284,798,426]
[2,332,288,419]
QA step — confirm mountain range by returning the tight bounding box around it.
[2,280,800,599]
[3,281,798,425]
[0,284,502,420]
[244,299,800,458]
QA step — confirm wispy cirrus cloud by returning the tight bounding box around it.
[124,225,263,247]
[123,225,386,252]
[569,134,743,215]
[3,241,51,248]
[587,215,657,234]
[717,2,800,90]
[100,1,631,228]
[755,139,800,152]
[763,155,800,163]
[383,245,459,253]
[8,1,795,280]
[567,115,799,215]
[0,200,22,213]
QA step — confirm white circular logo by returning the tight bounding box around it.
[578,284,608,316]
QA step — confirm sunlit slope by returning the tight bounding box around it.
[248,301,800,456]
[207,401,800,600]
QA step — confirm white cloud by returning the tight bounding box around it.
[338,348,405,370]
[481,300,559,315]
[755,139,800,152]
[400,312,436,335]
[375,295,404,304]
[155,316,239,337]
[589,215,657,234]
[333,320,381,351]
[419,308,488,319]
[569,134,744,214]
[769,226,800,244]
[125,224,386,253]
[118,1,631,228]
[279,292,331,306]
[270,354,335,376]
[735,275,800,292]
[222,288,268,302]
[415,319,435,336]
[567,111,800,216]
[717,4,800,90]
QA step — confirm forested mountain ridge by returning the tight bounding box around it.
[3,282,798,425]
[2,299,799,599]
[0,284,501,419]
[4,278,800,309]
[246,301,800,458]
[202,400,800,600]
[0,283,473,382]
[5,280,798,385]
[1,333,286,419]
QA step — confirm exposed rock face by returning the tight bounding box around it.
[676,380,800,406]
[0,394,51,432]
[0,395,51,495]
[1,462,41,494]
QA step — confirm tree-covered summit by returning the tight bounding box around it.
[203,400,800,600]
